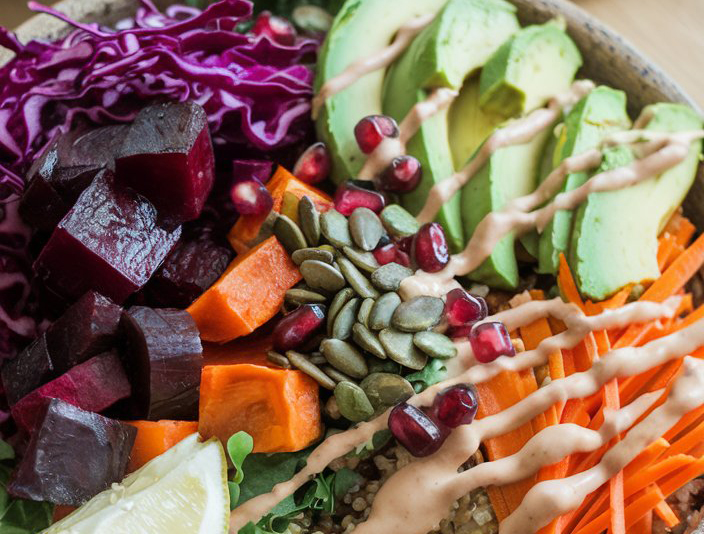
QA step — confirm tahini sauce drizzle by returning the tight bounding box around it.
[311,14,436,119]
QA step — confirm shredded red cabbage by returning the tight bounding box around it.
[0,0,319,361]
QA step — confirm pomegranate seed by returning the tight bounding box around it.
[412,222,449,273]
[389,402,446,457]
[230,180,273,216]
[354,115,399,154]
[273,304,326,352]
[252,11,297,46]
[293,142,331,185]
[232,159,273,184]
[334,182,386,215]
[378,155,422,193]
[469,322,515,363]
[445,288,487,327]
[396,235,414,254]
[373,243,410,267]
[432,385,478,428]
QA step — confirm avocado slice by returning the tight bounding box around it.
[459,22,582,289]
[315,0,448,184]
[537,86,632,274]
[381,0,520,252]
[479,20,582,119]
[570,103,703,300]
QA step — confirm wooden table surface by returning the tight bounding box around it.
[1,0,703,107]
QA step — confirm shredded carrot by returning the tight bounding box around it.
[665,211,696,248]
[558,253,586,312]
[487,486,510,522]
[657,232,678,271]
[664,404,704,442]
[574,485,665,534]
[599,286,632,309]
[630,510,652,534]
[654,500,679,527]
[641,232,704,302]
[664,416,704,458]
[659,458,704,496]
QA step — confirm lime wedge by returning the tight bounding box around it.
[44,434,229,534]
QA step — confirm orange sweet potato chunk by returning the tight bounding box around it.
[202,332,275,367]
[125,420,199,472]
[187,236,301,342]
[228,166,332,254]
[198,364,321,453]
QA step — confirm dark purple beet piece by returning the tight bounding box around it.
[11,351,131,433]
[8,398,136,506]
[45,291,121,372]
[143,233,233,309]
[18,177,69,232]
[1,334,55,405]
[116,101,215,223]
[121,307,203,420]
[33,170,181,304]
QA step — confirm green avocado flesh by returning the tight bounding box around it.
[459,22,582,289]
[315,0,448,184]
[570,103,704,301]
[381,0,519,253]
[537,86,632,275]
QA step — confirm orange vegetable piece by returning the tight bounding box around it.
[202,332,275,367]
[187,236,301,342]
[125,420,199,472]
[198,364,321,453]
[228,166,332,254]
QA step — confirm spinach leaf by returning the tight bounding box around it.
[406,359,448,392]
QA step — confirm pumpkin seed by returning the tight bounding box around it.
[286,350,336,390]
[300,259,346,292]
[274,214,308,253]
[319,244,336,255]
[298,196,321,246]
[371,262,414,292]
[338,257,379,299]
[320,209,352,248]
[413,331,457,359]
[357,298,375,327]
[360,373,414,410]
[352,323,386,359]
[380,205,420,238]
[266,350,291,369]
[369,292,401,330]
[327,287,355,336]
[391,296,445,332]
[368,358,401,374]
[291,247,334,265]
[332,297,360,340]
[309,352,327,365]
[349,207,383,251]
[334,381,374,422]
[342,246,380,274]
[321,338,369,378]
[285,288,327,306]
[378,328,428,370]
[322,365,357,384]
[280,191,300,224]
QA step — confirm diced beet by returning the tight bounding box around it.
[19,125,128,231]
[45,291,122,372]
[1,334,55,405]
[121,307,203,420]
[11,351,131,433]
[8,399,136,506]
[116,101,215,223]
[33,170,181,304]
[143,233,233,309]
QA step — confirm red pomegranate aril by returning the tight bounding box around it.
[230,180,274,216]
[432,384,478,428]
[372,243,409,267]
[389,402,446,457]
[354,115,399,154]
[334,182,386,215]
[396,235,414,254]
[379,155,422,193]
[445,288,487,327]
[469,322,515,363]
[252,11,297,46]
[273,304,326,352]
[293,142,331,185]
[412,222,449,273]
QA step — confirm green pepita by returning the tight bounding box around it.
[352,323,387,360]
[334,381,374,422]
[298,196,321,246]
[291,247,334,266]
[338,257,379,299]
[320,209,352,248]
[380,205,420,238]
[378,328,428,370]
[342,246,380,274]
[332,297,360,340]
[320,338,369,379]
[327,287,355,337]
[371,262,414,292]
[357,298,375,327]
[360,373,414,410]
[300,259,346,292]
[285,350,336,390]
[349,207,384,251]
[369,292,401,331]
[391,296,445,332]
[368,358,402,375]
[266,350,291,369]
[413,331,458,359]
[273,214,308,253]
[284,288,328,306]
[323,365,357,384]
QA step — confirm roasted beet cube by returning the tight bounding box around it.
[45,291,121,372]
[19,125,127,231]
[121,307,203,420]
[116,101,215,223]
[8,399,135,506]
[143,233,233,308]
[33,170,181,304]
[1,334,55,405]
[11,351,131,433]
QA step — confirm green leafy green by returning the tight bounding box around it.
[348,429,392,459]
[227,431,255,510]
[406,359,448,392]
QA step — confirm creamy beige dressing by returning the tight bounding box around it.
[311,14,436,120]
